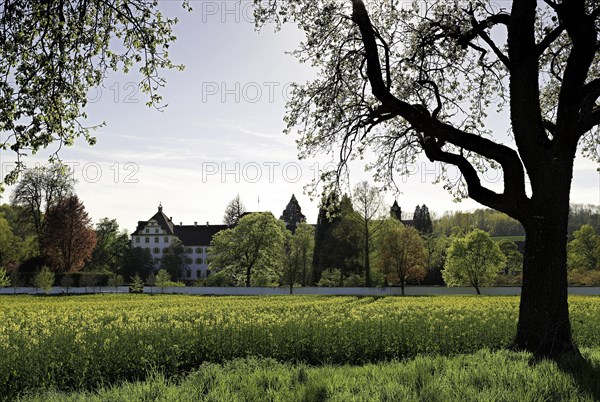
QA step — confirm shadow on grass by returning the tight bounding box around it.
[543,351,600,401]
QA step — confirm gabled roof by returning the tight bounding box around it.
[174,225,229,246]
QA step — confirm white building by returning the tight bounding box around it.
[130,204,228,280]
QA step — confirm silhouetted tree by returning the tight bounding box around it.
[223,194,246,226]
[280,194,306,233]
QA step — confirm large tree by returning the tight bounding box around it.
[353,181,383,286]
[41,195,96,272]
[443,229,506,295]
[10,164,74,239]
[0,1,183,187]
[210,212,286,287]
[254,0,600,356]
[88,218,130,272]
[379,219,427,295]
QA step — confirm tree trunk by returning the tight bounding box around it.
[513,197,577,356]
[245,265,252,287]
[474,285,481,295]
[400,279,405,296]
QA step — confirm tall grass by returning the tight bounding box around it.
[20,349,600,402]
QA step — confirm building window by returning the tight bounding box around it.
[185,247,193,254]
[135,237,140,243]
[165,237,169,243]
[154,237,159,243]
[154,258,161,264]
[163,248,170,254]
[185,258,193,264]
[195,258,202,264]
[186,269,192,278]
[196,247,202,254]
[155,229,159,234]
[145,229,149,233]
[153,248,160,254]
[145,237,149,243]
[206,269,211,277]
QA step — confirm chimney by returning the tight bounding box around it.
[206,221,209,227]
[169,217,172,221]
[194,222,197,226]
[180,222,182,225]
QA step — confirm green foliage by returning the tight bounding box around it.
[280,222,315,289]
[33,266,55,294]
[210,212,286,287]
[1,295,600,399]
[0,213,22,266]
[121,247,153,282]
[107,273,125,288]
[568,224,600,271]
[434,209,525,237]
[160,239,186,280]
[129,274,144,294]
[199,271,234,287]
[498,239,523,275]
[154,270,172,287]
[316,269,342,287]
[378,219,427,293]
[443,229,506,294]
[0,2,184,185]
[88,218,130,272]
[0,267,10,287]
[22,350,600,402]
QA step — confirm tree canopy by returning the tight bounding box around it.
[210,212,286,287]
[443,229,506,295]
[0,0,184,187]
[253,0,600,355]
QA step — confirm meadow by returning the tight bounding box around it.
[1,294,600,400]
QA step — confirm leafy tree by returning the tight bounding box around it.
[0,204,36,240]
[281,222,315,292]
[254,0,600,355]
[210,212,286,287]
[223,194,247,226]
[107,273,125,288]
[378,219,427,295]
[329,197,364,285]
[34,266,55,294]
[154,269,171,288]
[498,239,523,276]
[280,194,307,233]
[0,267,10,287]
[40,195,96,272]
[423,234,451,285]
[567,224,600,271]
[0,213,22,266]
[10,164,74,239]
[129,274,145,294]
[161,238,186,281]
[88,218,130,272]
[0,1,183,187]
[413,205,434,235]
[353,181,384,286]
[443,229,506,295]
[122,247,153,282]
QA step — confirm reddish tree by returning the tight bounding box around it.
[41,195,96,272]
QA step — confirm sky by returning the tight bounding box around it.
[2,1,599,232]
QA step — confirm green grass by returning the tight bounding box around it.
[2,294,600,399]
[19,349,600,401]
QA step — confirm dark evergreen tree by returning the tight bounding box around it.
[413,204,433,234]
[311,192,340,285]
[280,194,306,233]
